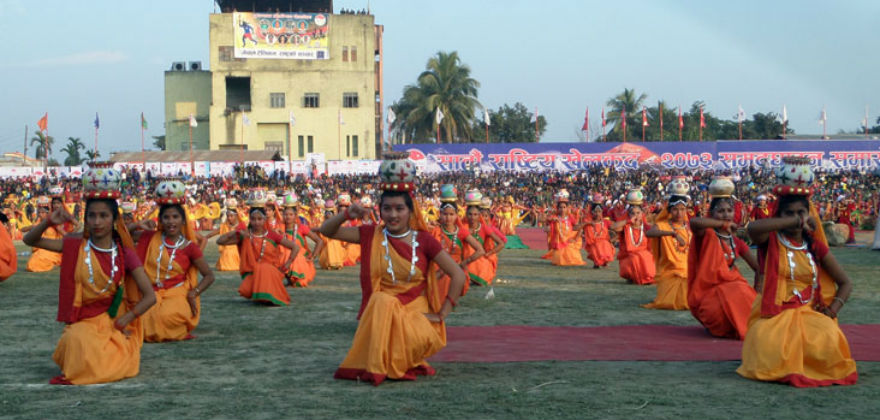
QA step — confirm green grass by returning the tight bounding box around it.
[1,241,879,420]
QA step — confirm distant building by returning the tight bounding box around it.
[165,63,211,152]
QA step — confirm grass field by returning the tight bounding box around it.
[1,239,879,420]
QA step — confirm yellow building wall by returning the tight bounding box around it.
[208,13,377,160]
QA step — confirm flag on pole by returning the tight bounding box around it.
[699,107,706,128]
[241,114,249,126]
[387,107,396,124]
[781,105,788,123]
[863,106,870,129]
[601,107,606,129]
[338,109,345,125]
[37,113,48,132]
[484,108,491,126]
[678,107,684,129]
[289,110,296,126]
[435,107,444,125]
[94,113,100,129]
[642,107,649,127]
[819,106,827,126]
[190,114,199,127]
[581,107,589,131]
[621,109,626,130]
[141,113,148,130]
[737,105,745,123]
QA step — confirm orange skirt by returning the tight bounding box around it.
[550,240,586,267]
[320,238,345,270]
[53,313,141,385]
[286,247,317,287]
[466,256,495,286]
[27,248,62,272]
[141,286,199,342]
[643,270,689,310]
[216,245,240,271]
[693,281,756,339]
[239,262,291,306]
[334,292,444,385]
[343,243,361,267]
[619,249,655,285]
[585,240,615,267]
[737,302,857,387]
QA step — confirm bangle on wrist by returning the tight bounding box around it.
[832,296,846,306]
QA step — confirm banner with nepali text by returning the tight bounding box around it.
[233,12,329,60]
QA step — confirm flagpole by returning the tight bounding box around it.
[601,107,606,143]
[240,113,245,165]
[659,103,663,141]
[622,106,627,143]
[678,107,683,142]
[866,106,870,139]
[485,118,489,144]
[189,117,194,177]
[94,124,99,159]
[44,119,49,171]
[699,106,703,142]
[23,125,28,167]
[140,113,146,173]
[642,107,646,142]
[288,118,293,173]
[534,107,539,142]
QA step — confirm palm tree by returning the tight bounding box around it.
[399,51,481,143]
[84,149,101,163]
[605,88,648,141]
[60,137,85,166]
[29,131,55,160]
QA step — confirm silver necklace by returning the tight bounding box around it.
[84,239,118,294]
[778,234,818,305]
[628,224,644,247]
[382,228,417,284]
[716,231,736,265]
[155,234,186,288]
[441,226,459,254]
[250,230,268,261]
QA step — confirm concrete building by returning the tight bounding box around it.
[201,0,384,161]
[164,62,211,152]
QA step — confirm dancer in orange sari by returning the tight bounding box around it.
[207,199,246,271]
[582,194,614,269]
[688,177,760,339]
[318,199,346,270]
[546,189,586,266]
[216,190,300,306]
[133,181,215,342]
[644,177,692,310]
[280,193,324,287]
[432,185,484,297]
[319,154,465,385]
[338,194,362,267]
[23,165,155,385]
[738,157,857,387]
[613,189,655,285]
[464,189,504,286]
[0,212,17,282]
[23,197,63,272]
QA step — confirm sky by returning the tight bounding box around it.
[1,0,878,161]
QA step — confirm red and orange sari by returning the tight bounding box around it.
[237,230,290,306]
[137,231,201,342]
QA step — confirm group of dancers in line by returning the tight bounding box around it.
[0,154,858,387]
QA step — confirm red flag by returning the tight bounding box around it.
[601,107,606,128]
[700,106,706,128]
[678,107,684,129]
[642,107,649,127]
[37,113,48,132]
[581,107,589,131]
[621,108,626,130]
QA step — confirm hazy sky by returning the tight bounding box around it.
[1,0,878,160]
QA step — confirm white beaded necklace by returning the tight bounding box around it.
[441,226,459,254]
[84,239,118,294]
[382,228,418,284]
[778,234,818,305]
[628,224,644,247]
[155,234,186,288]
[250,229,268,261]
[716,231,737,265]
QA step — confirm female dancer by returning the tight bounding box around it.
[280,193,324,287]
[463,189,505,286]
[582,194,614,269]
[545,189,586,266]
[644,178,692,310]
[432,185,485,296]
[133,181,215,342]
[23,165,155,385]
[738,157,857,387]
[216,190,300,306]
[613,189,655,285]
[688,177,759,339]
[319,155,465,385]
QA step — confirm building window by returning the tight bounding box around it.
[265,141,283,153]
[342,46,348,62]
[343,92,359,108]
[219,46,233,62]
[226,76,251,111]
[298,135,305,157]
[270,92,285,108]
[303,93,319,108]
[351,46,357,62]
[352,135,359,157]
[346,135,350,157]
[307,136,314,153]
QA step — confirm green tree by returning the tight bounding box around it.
[471,103,547,143]
[29,131,54,160]
[84,150,101,163]
[152,135,166,150]
[395,51,481,143]
[60,137,85,166]
[604,88,648,142]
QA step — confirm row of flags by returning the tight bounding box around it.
[36,112,150,132]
